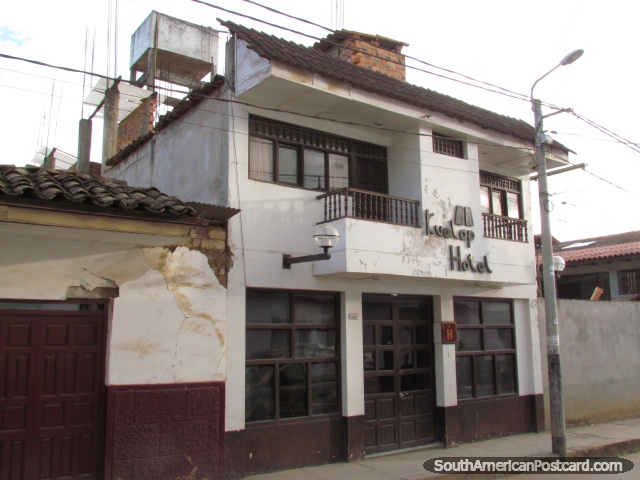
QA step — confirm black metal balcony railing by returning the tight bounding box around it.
[482,213,528,242]
[317,188,420,227]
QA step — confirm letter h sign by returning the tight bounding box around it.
[441,322,457,344]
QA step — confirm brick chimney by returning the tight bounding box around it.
[314,30,408,82]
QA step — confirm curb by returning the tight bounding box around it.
[419,438,640,480]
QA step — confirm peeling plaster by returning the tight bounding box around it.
[109,247,227,385]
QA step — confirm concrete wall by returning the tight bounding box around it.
[538,299,640,427]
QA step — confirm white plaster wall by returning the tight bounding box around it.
[0,230,227,386]
[106,96,227,206]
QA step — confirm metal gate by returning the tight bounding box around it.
[0,302,106,479]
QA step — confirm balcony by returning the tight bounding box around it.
[482,213,528,242]
[317,188,420,227]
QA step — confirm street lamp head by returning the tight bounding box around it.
[559,49,584,67]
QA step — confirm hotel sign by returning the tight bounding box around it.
[425,206,492,274]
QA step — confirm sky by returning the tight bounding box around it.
[1,0,639,242]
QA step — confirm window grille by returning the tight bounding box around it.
[433,134,464,158]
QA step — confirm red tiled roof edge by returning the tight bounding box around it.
[220,20,555,147]
[0,165,197,218]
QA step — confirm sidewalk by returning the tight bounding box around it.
[245,417,640,480]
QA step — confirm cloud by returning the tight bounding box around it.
[0,26,30,46]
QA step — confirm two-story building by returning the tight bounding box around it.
[106,16,572,478]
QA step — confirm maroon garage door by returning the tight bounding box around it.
[0,302,106,479]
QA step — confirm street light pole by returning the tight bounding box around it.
[530,49,583,458]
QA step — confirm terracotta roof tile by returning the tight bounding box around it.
[554,231,640,263]
[0,166,196,217]
[220,20,546,146]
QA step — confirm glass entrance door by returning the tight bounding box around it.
[362,295,436,454]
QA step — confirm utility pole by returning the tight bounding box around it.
[533,98,567,457]
[530,48,583,457]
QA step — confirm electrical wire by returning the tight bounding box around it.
[190,0,540,105]
[238,0,538,104]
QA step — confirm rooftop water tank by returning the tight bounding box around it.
[130,11,219,88]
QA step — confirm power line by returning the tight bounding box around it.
[238,0,537,104]
[190,0,541,105]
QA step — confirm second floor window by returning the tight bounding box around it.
[480,171,522,219]
[249,116,386,192]
[433,134,464,158]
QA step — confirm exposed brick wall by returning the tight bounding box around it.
[106,383,225,480]
[188,225,229,287]
[118,95,156,151]
[337,37,406,82]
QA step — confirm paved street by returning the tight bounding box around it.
[502,451,639,479]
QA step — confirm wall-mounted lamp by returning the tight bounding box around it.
[283,225,340,269]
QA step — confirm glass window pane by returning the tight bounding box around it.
[278,146,298,185]
[506,192,520,218]
[492,190,504,216]
[480,186,490,214]
[475,355,496,397]
[454,300,480,324]
[246,330,291,359]
[497,354,516,394]
[363,325,374,346]
[399,350,413,369]
[246,366,274,422]
[485,329,513,350]
[296,330,336,358]
[456,356,473,400]
[364,375,394,394]
[312,363,338,414]
[457,329,482,351]
[364,352,375,371]
[416,326,429,344]
[380,326,393,345]
[363,301,392,321]
[399,326,412,345]
[399,303,426,321]
[295,294,337,324]
[246,291,290,324]
[329,154,349,190]
[416,349,429,368]
[303,149,325,189]
[401,373,428,391]
[280,363,307,418]
[483,302,512,324]
[378,351,394,370]
[249,137,273,182]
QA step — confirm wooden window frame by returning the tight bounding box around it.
[245,288,341,424]
[249,116,386,192]
[480,171,523,219]
[454,298,518,401]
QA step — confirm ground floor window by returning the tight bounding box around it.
[454,298,517,400]
[245,289,340,423]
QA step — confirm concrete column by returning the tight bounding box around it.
[434,293,457,407]
[101,81,120,172]
[77,119,92,174]
[342,290,364,417]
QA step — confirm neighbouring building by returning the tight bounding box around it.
[103,13,573,478]
[0,165,238,478]
[554,231,640,301]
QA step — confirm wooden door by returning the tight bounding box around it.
[0,303,106,479]
[362,296,436,454]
